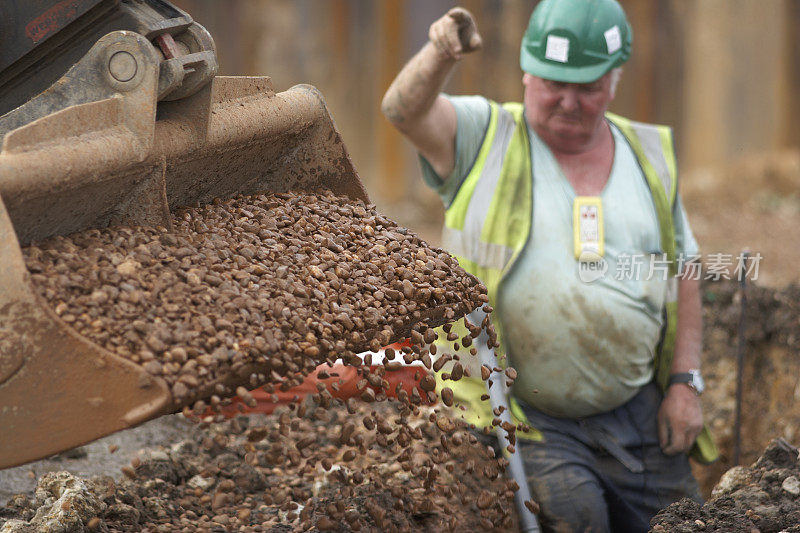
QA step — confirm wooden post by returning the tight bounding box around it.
[330,0,350,92]
[456,0,481,96]
[784,1,800,147]
[682,1,729,170]
[653,1,686,141]
[376,0,406,205]
[627,0,656,122]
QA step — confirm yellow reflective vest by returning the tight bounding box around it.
[437,101,718,464]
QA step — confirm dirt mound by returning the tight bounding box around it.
[695,279,800,495]
[701,279,800,346]
[0,402,518,532]
[652,438,800,532]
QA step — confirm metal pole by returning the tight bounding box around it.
[470,310,540,533]
[733,250,749,466]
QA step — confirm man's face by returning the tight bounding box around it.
[522,71,616,152]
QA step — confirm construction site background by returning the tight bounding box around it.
[171,0,800,286]
[1,2,799,521]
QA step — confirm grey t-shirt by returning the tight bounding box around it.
[420,95,700,417]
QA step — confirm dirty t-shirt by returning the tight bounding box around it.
[420,95,699,418]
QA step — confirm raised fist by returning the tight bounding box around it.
[428,7,483,60]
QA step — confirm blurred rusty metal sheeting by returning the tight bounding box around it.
[171,0,800,216]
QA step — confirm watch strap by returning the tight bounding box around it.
[668,371,703,395]
[668,372,694,386]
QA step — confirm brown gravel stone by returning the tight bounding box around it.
[440,387,455,408]
[23,191,487,413]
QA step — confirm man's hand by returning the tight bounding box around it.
[658,384,703,455]
[429,7,483,61]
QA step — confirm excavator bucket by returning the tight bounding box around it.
[0,30,424,468]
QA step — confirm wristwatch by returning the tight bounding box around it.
[668,369,705,396]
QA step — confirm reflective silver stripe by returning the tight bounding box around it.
[665,276,678,304]
[462,107,517,238]
[445,106,517,271]
[626,121,672,202]
[442,226,513,270]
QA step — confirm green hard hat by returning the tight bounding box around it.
[520,0,632,83]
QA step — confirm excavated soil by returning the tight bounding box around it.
[695,279,800,496]
[658,271,800,533]
[0,416,196,505]
[652,438,800,532]
[0,402,519,532]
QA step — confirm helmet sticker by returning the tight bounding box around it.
[604,25,622,54]
[545,35,569,63]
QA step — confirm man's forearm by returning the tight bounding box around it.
[672,275,702,373]
[658,273,704,454]
[381,42,455,127]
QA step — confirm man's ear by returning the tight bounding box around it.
[609,68,623,99]
[522,72,534,86]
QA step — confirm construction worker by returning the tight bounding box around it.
[381,0,718,531]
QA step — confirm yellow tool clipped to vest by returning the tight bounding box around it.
[573,196,604,259]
